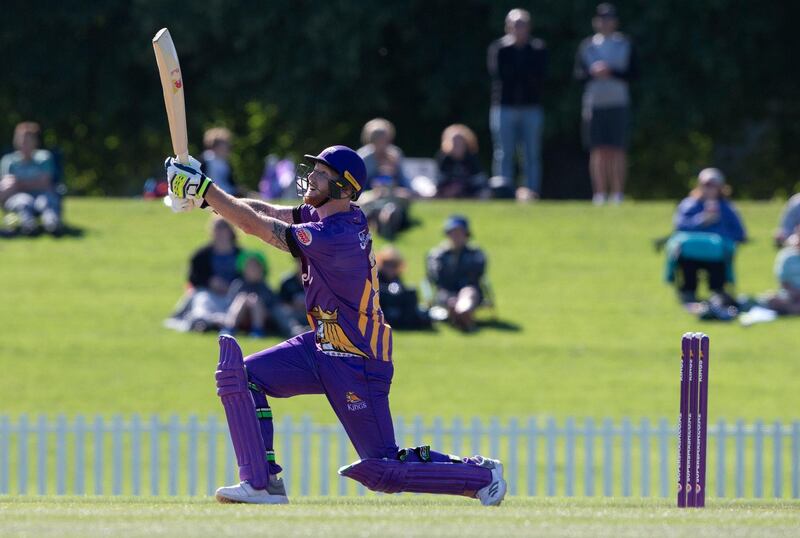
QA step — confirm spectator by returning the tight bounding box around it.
[200,127,238,195]
[574,3,637,205]
[357,119,413,239]
[165,217,241,332]
[278,260,309,329]
[763,231,800,315]
[487,8,547,201]
[426,215,488,331]
[376,246,432,330]
[667,168,747,305]
[223,251,305,337]
[774,193,800,247]
[357,118,410,190]
[0,121,61,235]
[435,124,486,198]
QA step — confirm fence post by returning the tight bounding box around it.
[602,418,613,497]
[18,414,28,495]
[452,417,463,457]
[112,415,123,496]
[338,422,348,497]
[735,419,745,498]
[658,418,669,498]
[207,415,217,497]
[168,415,179,496]
[754,420,764,498]
[224,424,234,487]
[0,415,8,494]
[56,415,67,495]
[150,414,160,496]
[584,418,595,497]
[640,418,650,498]
[320,425,330,496]
[792,421,799,499]
[489,417,501,464]
[546,417,556,497]
[432,416,443,454]
[773,421,782,498]
[564,417,575,497]
[716,419,726,498]
[93,415,104,495]
[621,418,632,497]
[508,417,519,496]
[187,415,198,497]
[471,417,482,457]
[37,414,47,495]
[413,416,424,449]
[283,416,293,495]
[131,414,141,496]
[75,415,85,495]
[526,417,537,497]
[301,416,312,497]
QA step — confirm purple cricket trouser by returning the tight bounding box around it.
[244,332,491,488]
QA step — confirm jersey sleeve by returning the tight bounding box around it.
[287,221,337,261]
[292,204,317,224]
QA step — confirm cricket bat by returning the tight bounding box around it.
[152,28,189,165]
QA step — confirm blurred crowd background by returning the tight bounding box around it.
[2,0,798,199]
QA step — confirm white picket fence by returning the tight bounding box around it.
[0,415,798,498]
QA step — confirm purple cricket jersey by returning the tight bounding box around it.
[290,204,392,361]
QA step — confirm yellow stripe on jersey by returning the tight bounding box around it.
[358,279,371,335]
[369,289,380,357]
[381,324,392,361]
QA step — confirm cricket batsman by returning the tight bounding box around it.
[164,145,507,505]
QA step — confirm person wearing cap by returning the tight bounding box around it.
[574,3,638,205]
[426,215,488,331]
[667,168,747,304]
[487,8,548,201]
[162,147,506,506]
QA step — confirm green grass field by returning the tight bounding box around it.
[1,198,798,421]
[2,496,799,538]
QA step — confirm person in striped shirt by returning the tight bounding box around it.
[164,145,506,506]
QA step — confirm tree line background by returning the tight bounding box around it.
[2,0,798,199]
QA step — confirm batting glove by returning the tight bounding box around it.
[163,191,202,213]
[165,155,213,200]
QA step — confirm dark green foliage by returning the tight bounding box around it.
[1,0,797,197]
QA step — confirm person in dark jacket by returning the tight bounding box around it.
[426,215,487,331]
[376,246,432,330]
[435,124,486,199]
[671,168,747,303]
[487,8,548,200]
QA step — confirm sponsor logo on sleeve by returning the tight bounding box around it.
[296,228,313,246]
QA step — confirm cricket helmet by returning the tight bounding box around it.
[297,145,366,202]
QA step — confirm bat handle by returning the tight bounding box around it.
[176,152,190,165]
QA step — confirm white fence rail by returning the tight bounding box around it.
[0,415,798,498]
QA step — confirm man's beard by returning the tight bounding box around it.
[303,187,329,208]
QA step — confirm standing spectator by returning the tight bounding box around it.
[487,8,548,201]
[574,3,637,205]
[200,127,238,195]
[435,124,486,198]
[774,193,800,247]
[357,118,409,190]
[0,122,60,235]
[667,168,747,304]
[426,215,488,332]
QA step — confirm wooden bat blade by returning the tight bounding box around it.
[152,28,189,164]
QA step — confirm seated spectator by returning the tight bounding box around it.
[200,127,238,195]
[426,215,488,331]
[666,168,747,305]
[278,260,308,329]
[0,122,61,235]
[165,217,241,332]
[222,251,305,337]
[774,193,800,247]
[376,246,432,330]
[762,229,800,315]
[357,118,410,190]
[435,124,486,198]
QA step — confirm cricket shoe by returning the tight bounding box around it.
[473,456,507,506]
[215,477,289,504]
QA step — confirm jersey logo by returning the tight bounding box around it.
[296,228,313,246]
[358,229,371,250]
[309,306,369,358]
[345,392,367,411]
